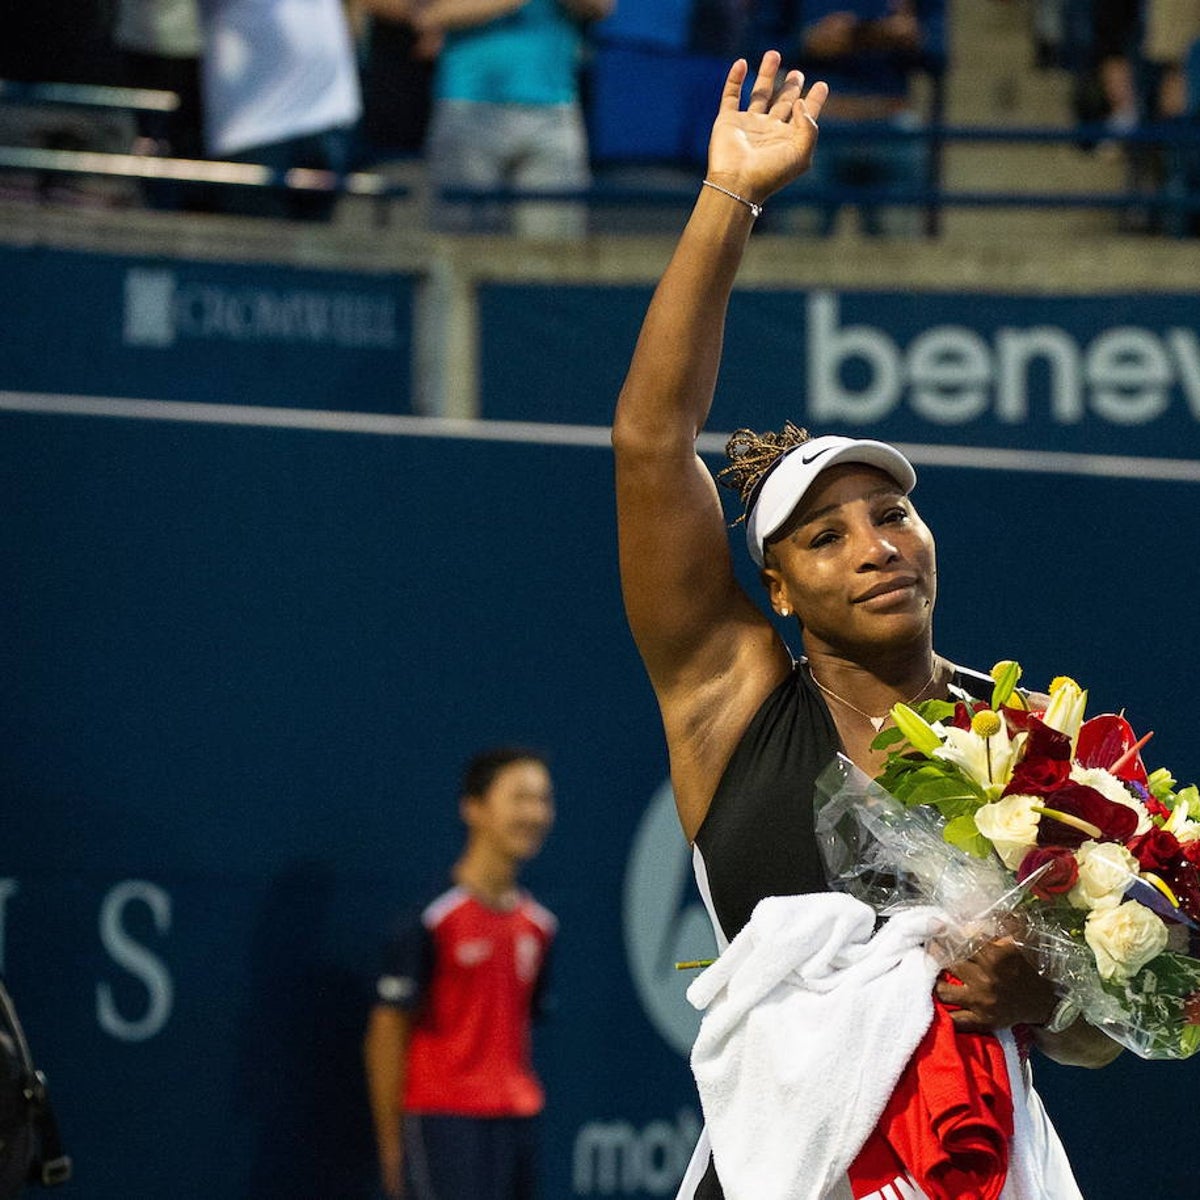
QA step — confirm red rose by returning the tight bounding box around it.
[1128,828,1182,873]
[1183,992,1200,1026]
[949,701,974,731]
[1003,756,1072,798]
[1163,863,1200,923]
[1035,783,1140,848]
[1183,842,1200,866]
[1018,717,1073,763]
[1017,846,1079,900]
[1000,706,1040,736]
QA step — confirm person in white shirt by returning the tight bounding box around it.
[198,0,363,219]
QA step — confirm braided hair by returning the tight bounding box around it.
[716,420,811,525]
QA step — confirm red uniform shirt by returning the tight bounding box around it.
[376,885,556,1117]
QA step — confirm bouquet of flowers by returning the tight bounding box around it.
[814,662,1200,1060]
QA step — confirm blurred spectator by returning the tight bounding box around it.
[1091,0,1142,135]
[414,0,614,237]
[351,0,439,166]
[114,0,213,209]
[197,0,363,220]
[1144,0,1200,117]
[787,0,940,235]
[1031,0,1070,68]
[1143,1,1200,234]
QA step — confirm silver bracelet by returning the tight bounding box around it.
[701,179,763,220]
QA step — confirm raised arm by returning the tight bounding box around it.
[612,53,827,835]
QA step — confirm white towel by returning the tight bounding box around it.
[683,891,1084,1200]
[686,893,944,1200]
[996,1032,1083,1200]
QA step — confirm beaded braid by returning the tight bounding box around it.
[716,420,811,525]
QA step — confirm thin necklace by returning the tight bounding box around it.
[808,661,939,733]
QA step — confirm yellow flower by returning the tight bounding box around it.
[971,710,1002,739]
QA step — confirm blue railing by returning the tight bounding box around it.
[2,79,1198,232]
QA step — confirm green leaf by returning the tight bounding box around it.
[943,813,993,859]
[889,764,987,811]
[990,660,1022,710]
[913,699,959,725]
[1181,1024,1200,1057]
[1147,767,1176,800]
[871,726,908,752]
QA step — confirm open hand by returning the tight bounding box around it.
[705,51,829,208]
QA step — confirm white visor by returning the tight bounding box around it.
[745,435,916,567]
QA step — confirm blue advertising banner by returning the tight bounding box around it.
[480,284,1200,460]
[2,399,1200,1196]
[0,246,415,412]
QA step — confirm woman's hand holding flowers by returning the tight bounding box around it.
[937,938,1056,1033]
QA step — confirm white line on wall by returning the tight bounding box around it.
[2,390,1199,483]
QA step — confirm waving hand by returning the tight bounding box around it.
[706,52,829,207]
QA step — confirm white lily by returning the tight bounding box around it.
[1173,819,1200,844]
[1041,676,1088,750]
[1165,798,1199,839]
[932,711,1021,798]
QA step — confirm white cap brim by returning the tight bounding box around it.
[745,435,916,567]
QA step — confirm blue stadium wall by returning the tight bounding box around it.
[2,244,1200,1199]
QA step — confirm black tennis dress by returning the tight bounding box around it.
[681,658,994,1200]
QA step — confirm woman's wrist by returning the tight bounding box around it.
[701,179,763,219]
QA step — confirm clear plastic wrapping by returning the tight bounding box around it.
[815,753,1200,1060]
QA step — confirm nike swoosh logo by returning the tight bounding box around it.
[800,446,835,465]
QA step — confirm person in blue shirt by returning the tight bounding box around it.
[412,0,613,235]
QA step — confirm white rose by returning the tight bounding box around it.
[974,794,1041,870]
[1085,900,1169,982]
[1068,840,1140,911]
[1070,765,1152,835]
